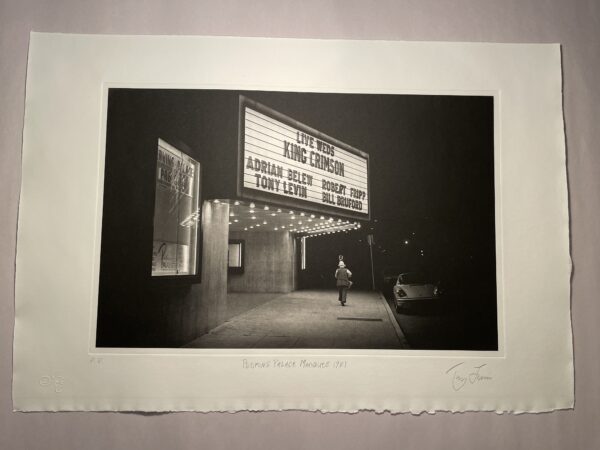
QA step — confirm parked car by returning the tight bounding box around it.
[392,272,441,312]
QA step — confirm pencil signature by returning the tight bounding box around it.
[445,362,493,391]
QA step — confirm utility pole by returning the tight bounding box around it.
[367,234,375,290]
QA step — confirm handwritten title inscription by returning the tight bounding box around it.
[243,358,348,370]
[243,107,369,216]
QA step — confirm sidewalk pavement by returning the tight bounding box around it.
[184,289,408,349]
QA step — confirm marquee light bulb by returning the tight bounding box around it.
[250,203,255,208]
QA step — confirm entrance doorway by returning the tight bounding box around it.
[298,232,372,290]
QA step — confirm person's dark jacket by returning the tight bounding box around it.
[335,267,352,287]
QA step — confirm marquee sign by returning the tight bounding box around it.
[238,96,370,220]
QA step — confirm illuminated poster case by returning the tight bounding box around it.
[151,139,201,277]
[238,96,371,221]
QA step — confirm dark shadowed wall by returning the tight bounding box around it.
[95,90,237,347]
[228,231,297,293]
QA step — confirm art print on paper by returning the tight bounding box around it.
[13,34,572,413]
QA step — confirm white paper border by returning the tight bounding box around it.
[13,34,572,413]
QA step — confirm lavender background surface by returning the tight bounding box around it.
[1,1,597,448]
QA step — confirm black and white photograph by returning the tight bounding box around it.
[96,88,497,351]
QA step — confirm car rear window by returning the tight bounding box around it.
[398,273,428,284]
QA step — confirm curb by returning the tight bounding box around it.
[377,291,410,349]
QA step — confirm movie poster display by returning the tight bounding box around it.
[151,139,200,276]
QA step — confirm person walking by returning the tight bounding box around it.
[335,261,352,306]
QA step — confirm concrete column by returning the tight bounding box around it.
[193,200,229,333]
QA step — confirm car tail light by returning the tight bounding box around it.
[396,287,407,297]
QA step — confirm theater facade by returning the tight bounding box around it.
[96,90,370,348]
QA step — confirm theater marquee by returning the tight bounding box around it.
[238,96,370,220]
